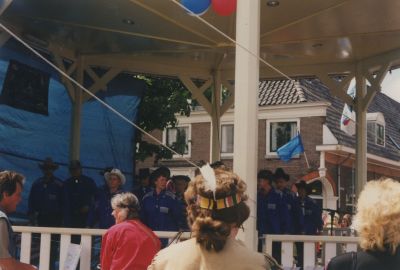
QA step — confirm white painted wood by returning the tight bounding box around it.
[80,235,92,270]
[323,125,339,145]
[59,234,71,270]
[281,242,294,267]
[303,242,315,268]
[39,233,51,270]
[265,235,273,255]
[13,226,364,269]
[20,232,32,263]
[346,243,358,252]
[355,64,368,197]
[175,101,330,125]
[324,243,337,267]
[233,0,260,251]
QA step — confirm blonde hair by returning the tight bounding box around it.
[184,168,249,252]
[353,178,400,254]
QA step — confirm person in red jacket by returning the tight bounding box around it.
[100,192,160,270]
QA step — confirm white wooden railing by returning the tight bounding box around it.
[13,226,190,270]
[13,226,359,270]
[264,234,359,269]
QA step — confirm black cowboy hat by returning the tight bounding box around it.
[274,168,290,182]
[38,157,59,171]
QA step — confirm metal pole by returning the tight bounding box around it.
[355,63,367,197]
[233,0,260,250]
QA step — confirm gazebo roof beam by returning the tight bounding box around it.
[84,54,212,79]
[361,47,400,73]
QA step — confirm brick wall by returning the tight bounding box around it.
[258,117,324,181]
[136,116,325,183]
[190,122,211,162]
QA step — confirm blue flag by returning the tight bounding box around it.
[277,134,304,162]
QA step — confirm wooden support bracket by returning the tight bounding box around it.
[179,75,213,115]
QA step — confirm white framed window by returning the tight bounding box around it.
[376,123,385,146]
[266,119,299,157]
[220,123,234,157]
[163,125,191,158]
[367,113,385,147]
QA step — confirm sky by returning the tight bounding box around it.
[381,69,400,102]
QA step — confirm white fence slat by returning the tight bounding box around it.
[324,243,336,267]
[281,241,293,267]
[39,233,51,270]
[80,235,92,270]
[20,232,32,263]
[303,242,315,268]
[265,235,273,254]
[59,234,71,270]
[346,243,357,252]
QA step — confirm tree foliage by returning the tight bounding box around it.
[134,76,192,163]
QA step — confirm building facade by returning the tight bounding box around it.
[136,78,400,214]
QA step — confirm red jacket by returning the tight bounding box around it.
[101,219,161,270]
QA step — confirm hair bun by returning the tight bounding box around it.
[193,216,230,252]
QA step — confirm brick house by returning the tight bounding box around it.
[136,78,400,214]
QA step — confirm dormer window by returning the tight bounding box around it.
[367,112,385,147]
[376,123,385,146]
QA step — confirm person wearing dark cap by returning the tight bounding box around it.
[294,180,323,269]
[141,167,184,246]
[172,175,191,230]
[257,169,287,260]
[28,157,64,227]
[274,168,301,235]
[133,168,152,202]
[63,160,97,228]
[295,181,323,235]
[172,175,190,201]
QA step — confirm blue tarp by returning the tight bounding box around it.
[0,42,144,214]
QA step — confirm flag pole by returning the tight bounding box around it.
[303,151,310,169]
[297,129,310,168]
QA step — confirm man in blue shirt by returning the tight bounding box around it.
[274,168,301,234]
[0,171,36,270]
[296,181,323,235]
[63,160,97,228]
[141,167,183,246]
[133,168,152,202]
[87,168,125,229]
[295,180,323,268]
[28,158,64,227]
[257,170,287,258]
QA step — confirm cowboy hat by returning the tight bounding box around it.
[104,168,126,185]
[38,157,59,171]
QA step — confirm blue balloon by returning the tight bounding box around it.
[181,0,211,15]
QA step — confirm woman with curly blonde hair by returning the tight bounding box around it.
[148,166,280,270]
[327,178,400,270]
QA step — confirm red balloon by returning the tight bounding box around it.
[211,0,237,16]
